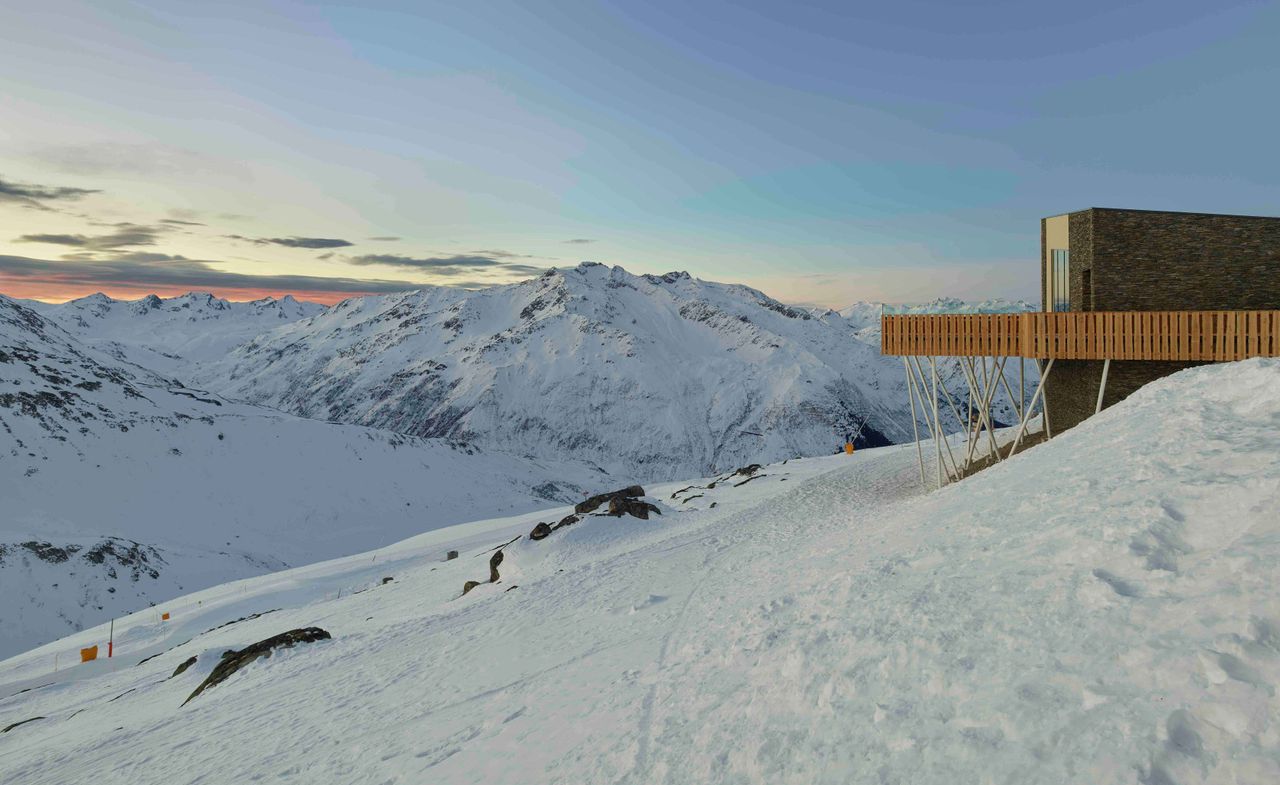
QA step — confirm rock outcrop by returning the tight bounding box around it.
[575,486,645,515]
[182,627,331,705]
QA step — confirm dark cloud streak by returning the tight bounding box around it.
[0,175,101,212]
[346,254,548,278]
[226,234,353,249]
[0,253,424,298]
[15,224,162,250]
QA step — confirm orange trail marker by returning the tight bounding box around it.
[80,645,98,663]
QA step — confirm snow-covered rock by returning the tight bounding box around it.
[2,358,1277,783]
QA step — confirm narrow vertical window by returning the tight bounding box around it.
[1051,249,1070,312]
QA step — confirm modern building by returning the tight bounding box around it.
[881,207,1280,487]
[1041,208,1280,431]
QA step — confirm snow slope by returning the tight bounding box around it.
[196,264,1027,481]
[0,295,605,658]
[25,292,326,377]
[3,359,1276,784]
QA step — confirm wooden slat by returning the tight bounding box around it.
[878,310,1280,360]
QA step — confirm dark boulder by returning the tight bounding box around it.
[607,497,662,520]
[170,656,197,679]
[182,627,331,705]
[575,485,645,514]
[489,550,504,583]
[446,550,459,561]
[530,513,581,543]
[381,576,394,585]
[462,580,481,595]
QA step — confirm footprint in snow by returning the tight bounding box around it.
[1092,568,1142,598]
[628,594,668,614]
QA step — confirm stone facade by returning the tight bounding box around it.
[1041,208,1280,431]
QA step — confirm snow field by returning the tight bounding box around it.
[2,359,1277,784]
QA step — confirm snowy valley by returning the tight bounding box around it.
[0,295,604,659]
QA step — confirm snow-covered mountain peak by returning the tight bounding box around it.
[30,291,328,376]
[197,265,948,480]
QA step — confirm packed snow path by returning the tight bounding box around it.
[3,360,1279,784]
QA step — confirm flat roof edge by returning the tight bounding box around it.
[1045,207,1280,221]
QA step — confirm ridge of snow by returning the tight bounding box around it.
[32,291,328,376]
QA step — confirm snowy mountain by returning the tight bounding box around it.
[836,297,1037,344]
[26,291,326,377]
[3,358,1276,784]
[0,294,605,658]
[194,263,1030,482]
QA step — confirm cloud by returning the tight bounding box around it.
[226,234,354,249]
[0,175,100,211]
[367,236,401,241]
[563,238,595,244]
[470,249,536,259]
[159,218,205,226]
[344,253,547,278]
[0,253,427,304]
[15,224,162,251]
[348,253,502,270]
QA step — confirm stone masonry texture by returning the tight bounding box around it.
[1043,208,1280,431]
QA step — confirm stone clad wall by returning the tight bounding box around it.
[1043,208,1280,432]
[1091,209,1280,311]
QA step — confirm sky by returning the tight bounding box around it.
[2,0,1277,306]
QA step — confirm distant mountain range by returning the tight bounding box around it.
[192,264,1034,480]
[3,269,1034,655]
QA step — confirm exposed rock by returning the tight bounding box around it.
[530,513,582,543]
[607,497,662,520]
[489,550,504,583]
[446,550,459,561]
[182,627,331,705]
[553,514,579,530]
[529,522,552,541]
[170,656,197,679]
[575,485,645,514]
[381,576,394,585]
[462,580,481,595]
[733,464,763,477]
[2,716,44,734]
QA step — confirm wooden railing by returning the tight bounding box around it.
[881,311,1280,360]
